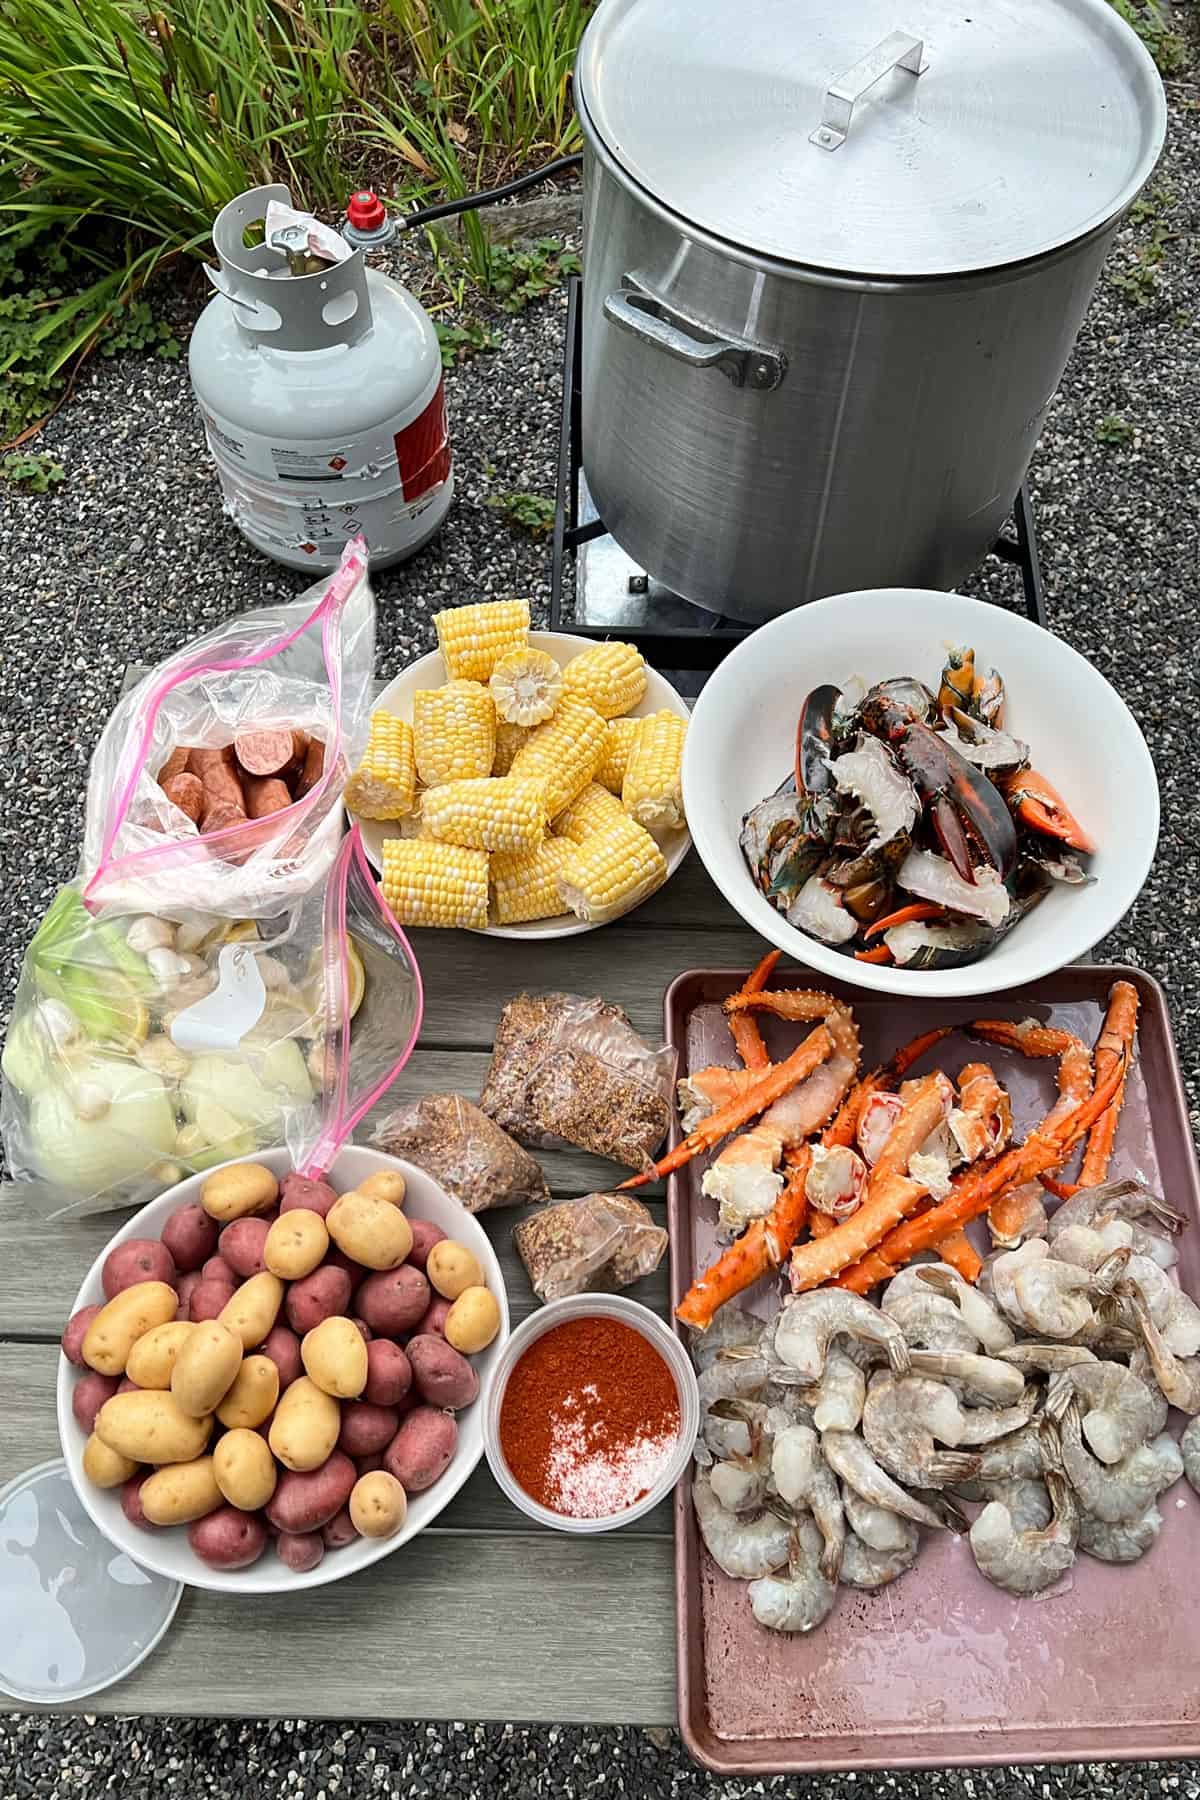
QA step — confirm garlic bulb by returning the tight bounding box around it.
[175,914,221,955]
[35,998,84,1055]
[125,915,176,955]
[70,1079,112,1122]
[147,946,194,990]
[136,1037,192,1084]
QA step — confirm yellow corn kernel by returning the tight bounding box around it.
[412,680,495,787]
[558,817,668,926]
[422,776,547,854]
[434,599,530,683]
[596,716,642,795]
[554,781,627,845]
[491,837,574,924]
[490,648,562,727]
[492,719,531,776]
[344,712,416,820]
[560,641,648,719]
[622,709,688,833]
[380,838,489,930]
[510,696,607,817]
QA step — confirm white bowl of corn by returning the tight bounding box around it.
[349,603,692,938]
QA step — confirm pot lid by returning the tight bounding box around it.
[575,0,1166,279]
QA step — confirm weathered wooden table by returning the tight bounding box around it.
[0,852,762,1721]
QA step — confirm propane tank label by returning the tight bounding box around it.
[395,383,451,501]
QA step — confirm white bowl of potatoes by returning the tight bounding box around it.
[354,612,692,940]
[57,1146,509,1594]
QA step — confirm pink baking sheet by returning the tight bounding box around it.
[665,967,1200,1774]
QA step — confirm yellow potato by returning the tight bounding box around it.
[218,1271,284,1349]
[426,1240,484,1301]
[81,1281,179,1376]
[141,1455,223,1525]
[349,1470,407,1539]
[170,1320,242,1418]
[215,1354,280,1429]
[95,1389,212,1464]
[326,1191,412,1270]
[268,1376,340,1472]
[200,1160,279,1223]
[126,1321,195,1390]
[355,1171,406,1208]
[213,1428,278,1510]
[301,1316,368,1399]
[83,1432,138,1489]
[264,1208,329,1280]
[444,1285,501,1354]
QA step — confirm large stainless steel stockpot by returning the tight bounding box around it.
[575,0,1166,621]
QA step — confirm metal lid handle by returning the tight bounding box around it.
[809,30,927,151]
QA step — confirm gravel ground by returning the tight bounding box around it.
[2,65,1199,1800]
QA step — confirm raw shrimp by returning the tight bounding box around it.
[970,1464,1078,1596]
[999,1344,1098,1375]
[1046,1362,1166,1464]
[907,1350,1026,1406]
[862,1373,980,1488]
[1058,1402,1178,1522]
[988,1182,1049,1250]
[955,1387,1040,1446]
[771,1424,845,1580]
[1046,1178,1184,1254]
[821,1428,960,1532]
[702,1396,766,1461]
[773,1290,911,1382]
[689,1306,765,1371]
[840,1521,920,1589]
[808,1349,867,1433]
[991,1242,1097,1338]
[698,1353,769,1409]
[974,1423,1046,1482]
[914,1264,1016,1353]
[981,1477,1051,1532]
[1054,1220,1135,1272]
[1181,1415,1200,1495]
[841,1482,918,1554]
[1127,1294,1200,1414]
[882,1291,980,1354]
[692,1468,792,1578]
[1101,1254,1200,1355]
[1078,1506,1162,1564]
[710,1456,768,1513]
[748,1515,838,1634]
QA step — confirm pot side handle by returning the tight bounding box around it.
[602,288,786,392]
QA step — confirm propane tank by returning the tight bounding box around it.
[189,184,453,573]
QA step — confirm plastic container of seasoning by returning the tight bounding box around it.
[483,1295,699,1534]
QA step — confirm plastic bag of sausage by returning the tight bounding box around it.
[76,537,373,921]
[1,827,422,1220]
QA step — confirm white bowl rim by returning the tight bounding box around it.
[56,1146,509,1595]
[682,586,1159,998]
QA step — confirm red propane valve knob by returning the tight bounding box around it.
[346,189,386,233]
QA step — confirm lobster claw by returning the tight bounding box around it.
[999,768,1097,855]
[929,760,1018,884]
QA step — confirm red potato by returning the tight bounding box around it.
[102,1238,176,1301]
[162,1203,219,1273]
[321,1505,358,1549]
[220,1218,272,1279]
[260,1324,303,1390]
[120,1473,157,1531]
[265,1452,356,1534]
[356,1266,430,1338]
[323,1247,367,1287]
[62,1304,103,1367]
[350,1317,373,1343]
[244,776,293,819]
[201,1255,237,1285]
[189,1278,237,1322]
[72,1371,120,1433]
[337,1401,400,1458]
[235,728,299,777]
[354,1453,385,1476]
[117,1377,141,1394]
[416,1296,452,1340]
[175,1272,201,1319]
[279,1174,339,1219]
[406,1219,447,1271]
[158,745,192,784]
[384,1406,457,1493]
[275,1531,325,1574]
[285,1265,351,1334]
[161,771,205,823]
[188,1506,268,1570]
[363,1339,412,1408]
[407,1335,479,1411]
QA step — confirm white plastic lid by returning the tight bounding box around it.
[0,1460,181,1704]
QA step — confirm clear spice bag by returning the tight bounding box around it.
[512,1193,668,1304]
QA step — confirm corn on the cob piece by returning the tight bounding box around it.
[489,648,562,727]
[596,715,642,795]
[422,776,547,853]
[560,641,647,719]
[380,838,489,930]
[343,712,416,820]
[412,680,495,787]
[510,695,607,817]
[434,599,530,683]
[558,816,668,925]
[492,719,531,776]
[491,836,574,924]
[554,781,627,845]
[622,708,688,833]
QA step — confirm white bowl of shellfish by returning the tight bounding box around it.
[682,589,1159,998]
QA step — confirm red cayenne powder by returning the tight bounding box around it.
[499,1317,681,1518]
